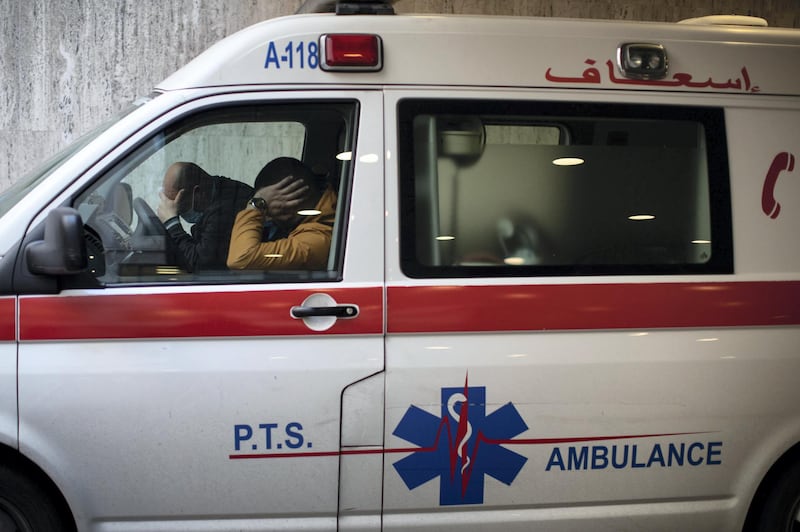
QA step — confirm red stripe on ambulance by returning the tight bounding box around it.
[0,297,15,341]
[19,286,383,341]
[387,281,800,333]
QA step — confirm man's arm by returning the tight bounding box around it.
[168,205,233,272]
[157,187,198,270]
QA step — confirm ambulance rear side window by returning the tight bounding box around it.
[398,99,733,277]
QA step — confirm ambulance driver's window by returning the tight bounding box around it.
[398,99,733,278]
[74,101,356,285]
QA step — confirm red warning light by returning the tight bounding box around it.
[321,34,383,71]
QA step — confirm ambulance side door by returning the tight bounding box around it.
[380,90,769,531]
[15,90,384,531]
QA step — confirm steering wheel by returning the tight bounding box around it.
[133,197,166,237]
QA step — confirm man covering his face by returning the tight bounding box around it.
[157,162,253,272]
[226,157,336,271]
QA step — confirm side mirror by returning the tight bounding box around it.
[26,207,88,275]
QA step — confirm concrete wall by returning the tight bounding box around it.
[1,0,798,192]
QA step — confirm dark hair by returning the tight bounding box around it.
[254,157,317,190]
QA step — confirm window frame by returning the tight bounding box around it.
[397,98,733,278]
[71,98,359,288]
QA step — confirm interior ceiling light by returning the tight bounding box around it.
[436,235,455,241]
[298,209,321,216]
[628,214,655,221]
[552,157,585,166]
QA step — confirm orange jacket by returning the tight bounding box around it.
[226,187,336,270]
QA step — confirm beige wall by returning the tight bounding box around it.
[1,0,798,191]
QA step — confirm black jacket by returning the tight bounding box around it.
[166,176,253,272]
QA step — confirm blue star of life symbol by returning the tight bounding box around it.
[392,376,529,505]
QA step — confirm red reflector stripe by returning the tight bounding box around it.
[0,297,14,341]
[14,281,800,340]
[20,287,382,341]
[322,34,381,68]
[387,281,800,333]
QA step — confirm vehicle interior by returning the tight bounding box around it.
[400,99,730,277]
[73,101,357,286]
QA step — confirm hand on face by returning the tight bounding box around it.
[254,175,310,222]
[157,188,185,222]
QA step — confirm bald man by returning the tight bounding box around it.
[157,162,253,272]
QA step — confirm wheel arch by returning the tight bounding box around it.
[742,439,800,531]
[0,443,77,531]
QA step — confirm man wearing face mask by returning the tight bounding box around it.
[227,157,336,271]
[157,162,253,272]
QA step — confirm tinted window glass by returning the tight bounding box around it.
[75,101,357,285]
[398,99,732,277]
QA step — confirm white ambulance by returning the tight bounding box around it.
[0,1,798,530]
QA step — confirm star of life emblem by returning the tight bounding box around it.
[392,376,529,505]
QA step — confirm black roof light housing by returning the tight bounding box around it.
[617,43,669,80]
[296,0,396,15]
